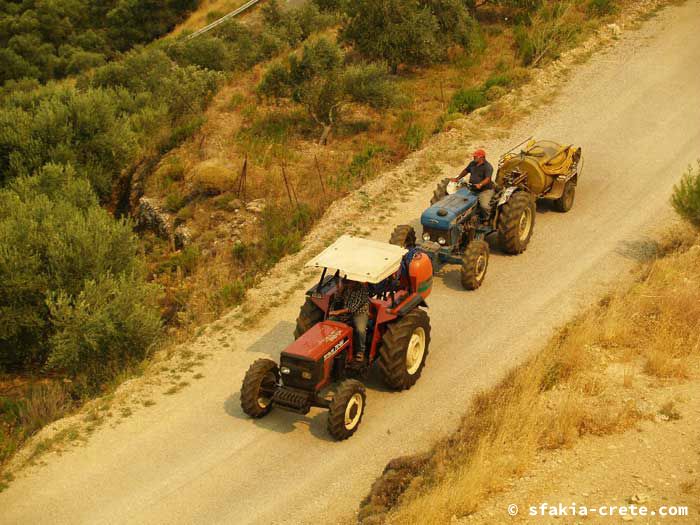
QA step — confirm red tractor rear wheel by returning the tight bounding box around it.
[293,298,324,339]
[240,359,279,418]
[378,309,431,390]
[327,380,366,440]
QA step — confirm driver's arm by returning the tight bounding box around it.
[455,165,470,181]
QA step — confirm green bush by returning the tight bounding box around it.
[449,87,487,114]
[340,0,441,73]
[217,281,247,307]
[671,162,700,228]
[0,0,200,85]
[47,273,161,393]
[0,165,160,387]
[587,0,616,16]
[404,123,426,151]
[167,36,235,71]
[513,3,579,66]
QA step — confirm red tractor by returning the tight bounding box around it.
[240,235,433,440]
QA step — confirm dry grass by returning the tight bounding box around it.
[171,0,252,35]
[359,227,700,524]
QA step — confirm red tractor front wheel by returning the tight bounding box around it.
[240,359,279,418]
[327,380,366,440]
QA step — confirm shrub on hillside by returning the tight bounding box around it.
[513,3,580,66]
[671,162,700,228]
[449,87,487,113]
[587,0,616,16]
[258,39,395,143]
[340,0,441,73]
[47,274,161,393]
[0,0,200,85]
[0,164,161,391]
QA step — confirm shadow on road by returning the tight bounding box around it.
[223,392,334,441]
[244,321,295,357]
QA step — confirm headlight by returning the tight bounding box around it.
[422,232,431,241]
[280,366,291,375]
[438,237,446,245]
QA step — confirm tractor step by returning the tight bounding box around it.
[272,386,313,414]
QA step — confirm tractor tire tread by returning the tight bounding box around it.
[327,380,366,440]
[294,298,324,339]
[430,178,451,205]
[378,309,431,390]
[240,358,278,418]
[389,225,416,249]
[498,191,535,255]
[461,240,489,290]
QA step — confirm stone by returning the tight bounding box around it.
[607,23,622,36]
[137,197,172,239]
[246,198,267,214]
[174,225,192,249]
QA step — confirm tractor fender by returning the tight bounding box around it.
[394,294,427,316]
[497,186,519,207]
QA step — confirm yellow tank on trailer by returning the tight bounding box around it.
[496,139,582,212]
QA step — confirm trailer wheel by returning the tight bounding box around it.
[327,380,366,440]
[293,298,324,339]
[553,180,576,212]
[430,178,451,205]
[389,225,416,249]
[240,358,279,418]
[378,309,431,390]
[498,192,535,255]
[461,240,489,290]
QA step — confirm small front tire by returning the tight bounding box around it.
[240,359,279,418]
[553,180,576,212]
[327,380,366,440]
[461,240,489,290]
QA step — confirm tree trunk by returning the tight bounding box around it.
[319,124,332,145]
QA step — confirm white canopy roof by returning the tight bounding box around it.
[305,235,407,284]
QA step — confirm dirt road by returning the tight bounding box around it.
[2,2,700,523]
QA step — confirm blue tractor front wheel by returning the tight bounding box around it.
[461,240,489,290]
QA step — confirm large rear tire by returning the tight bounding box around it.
[498,192,535,255]
[378,309,431,390]
[389,225,416,249]
[240,358,279,418]
[430,178,451,205]
[461,240,489,290]
[553,180,576,212]
[327,380,366,440]
[293,297,324,339]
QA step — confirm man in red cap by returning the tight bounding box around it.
[456,149,495,220]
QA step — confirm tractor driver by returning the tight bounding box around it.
[456,149,495,220]
[329,278,370,362]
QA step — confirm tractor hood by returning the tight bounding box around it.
[421,188,477,231]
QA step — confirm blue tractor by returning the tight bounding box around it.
[389,176,535,290]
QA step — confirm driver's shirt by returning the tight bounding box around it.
[342,285,369,316]
[460,160,494,190]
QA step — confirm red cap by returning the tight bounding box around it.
[473,149,486,159]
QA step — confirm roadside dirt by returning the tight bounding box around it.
[461,376,700,525]
[0,1,698,524]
